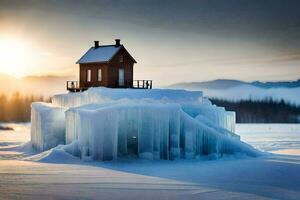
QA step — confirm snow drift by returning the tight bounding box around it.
[52,87,203,107]
[31,87,259,161]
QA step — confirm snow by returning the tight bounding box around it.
[237,123,300,154]
[52,87,203,107]
[1,123,300,199]
[27,144,81,163]
[31,102,66,151]
[76,46,121,64]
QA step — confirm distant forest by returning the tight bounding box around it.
[211,98,300,123]
[0,93,299,123]
[0,93,50,122]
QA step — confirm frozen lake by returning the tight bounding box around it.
[0,123,300,199]
[237,123,300,155]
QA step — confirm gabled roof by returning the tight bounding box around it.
[76,45,136,64]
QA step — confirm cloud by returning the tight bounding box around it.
[144,52,300,68]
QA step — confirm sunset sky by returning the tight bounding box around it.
[0,0,300,86]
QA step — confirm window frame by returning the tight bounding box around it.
[87,69,91,82]
[118,68,125,86]
[97,68,102,82]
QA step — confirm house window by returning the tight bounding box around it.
[119,55,123,62]
[118,68,125,86]
[98,69,102,81]
[87,69,91,82]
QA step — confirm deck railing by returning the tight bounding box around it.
[66,81,86,92]
[66,80,153,92]
[133,80,152,89]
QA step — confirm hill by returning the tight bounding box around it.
[169,79,300,90]
[168,79,300,105]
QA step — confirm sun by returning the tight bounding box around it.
[0,37,33,77]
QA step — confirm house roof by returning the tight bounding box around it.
[76,45,136,64]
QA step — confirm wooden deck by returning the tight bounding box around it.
[67,80,152,92]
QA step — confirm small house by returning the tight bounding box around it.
[67,39,152,92]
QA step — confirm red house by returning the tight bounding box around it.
[67,39,152,92]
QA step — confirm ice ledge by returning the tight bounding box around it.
[52,87,203,108]
[30,88,258,161]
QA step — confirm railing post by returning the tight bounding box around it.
[132,80,152,89]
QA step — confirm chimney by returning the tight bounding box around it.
[94,41,99,48]
[115,39,121,47]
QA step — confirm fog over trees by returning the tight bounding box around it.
[0,93,299,123]
[0,93,49,122]
[211,98,300,123]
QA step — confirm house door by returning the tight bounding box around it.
[118,68,125,86]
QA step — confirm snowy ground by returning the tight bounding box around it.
[236,124,300,155]
[0,123,300,200]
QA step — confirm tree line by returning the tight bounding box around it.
[0,92,50,122]
[0,93,299,123]
[210,98,300,123]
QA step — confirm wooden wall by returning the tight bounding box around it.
[107,47,134,88]
[79,46,135,88]
[79,63,108,88]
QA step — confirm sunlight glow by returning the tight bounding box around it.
[0,37,33,77]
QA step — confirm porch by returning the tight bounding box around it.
[67,80,153,92]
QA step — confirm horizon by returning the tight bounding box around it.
[1,72,300,85]
[1,0,300,86]
[1,71,300,98]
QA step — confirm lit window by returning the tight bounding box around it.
[87,69,91,82]
[119,55,123,62]
[98,69,102,81]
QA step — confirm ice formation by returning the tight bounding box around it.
[31,102,66,151]
[31,87,259,161]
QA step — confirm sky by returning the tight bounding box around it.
[0,0,300,86]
